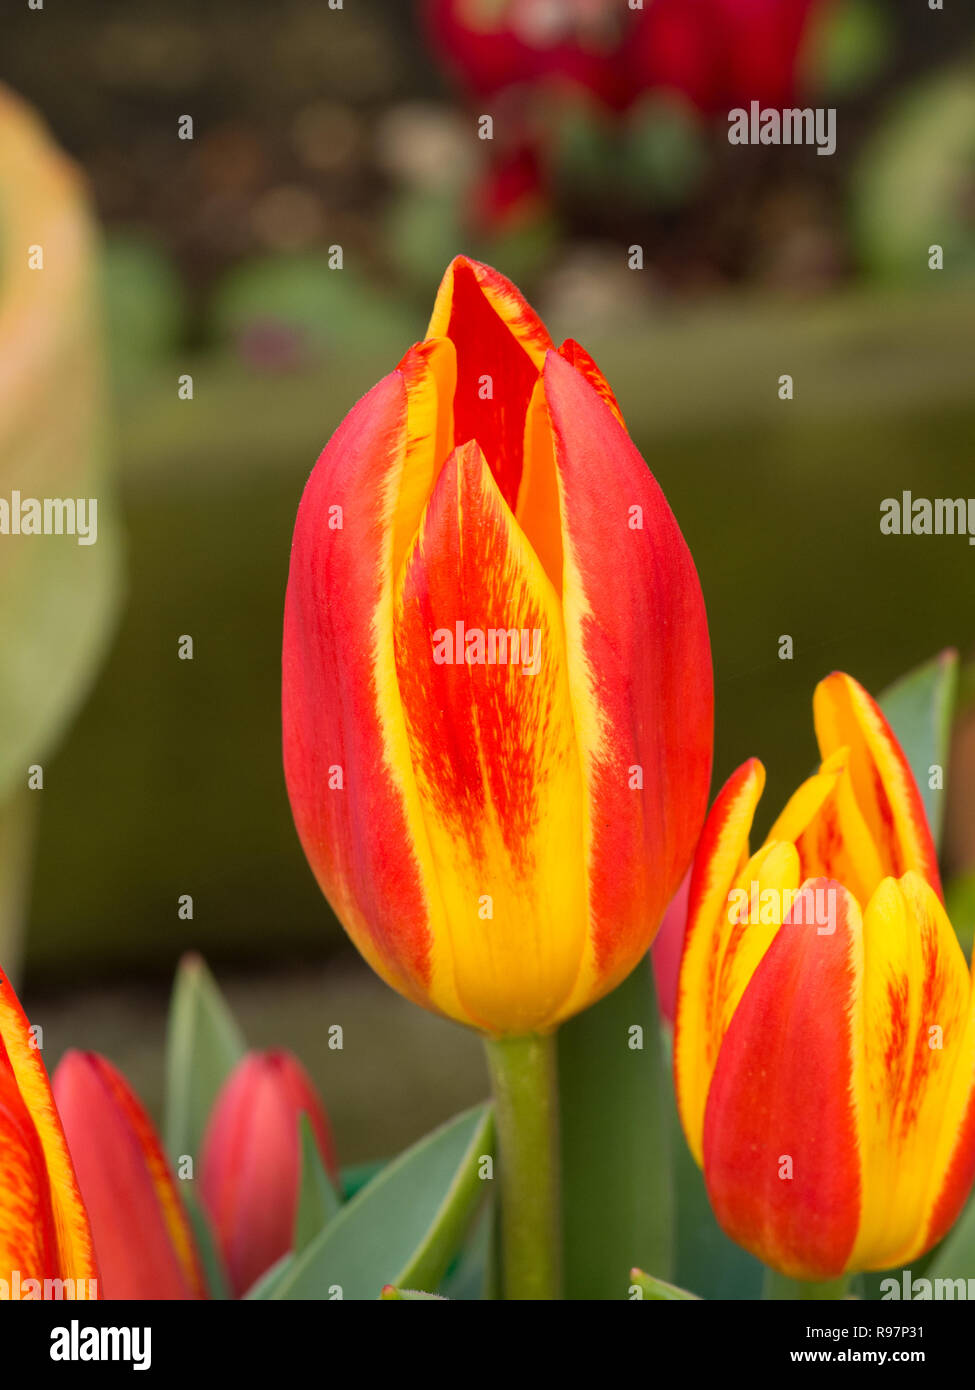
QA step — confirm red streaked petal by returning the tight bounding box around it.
[544,348,713,1019]
[0,974,98,1295]
[514,375,562,591]
[393,439,589,1034]
[282,372,445,1014]
[53,1052,205,1300]
[425,255,552,511]
[0,1036,61,1288]
[814,672,943,899]
[702,880,864,1282]
[925,945,975,1250]
[789,750,888,910]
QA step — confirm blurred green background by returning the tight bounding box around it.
[2,0,974,1163]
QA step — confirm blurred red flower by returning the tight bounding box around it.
[423,0,828,116]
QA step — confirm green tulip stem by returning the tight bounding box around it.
[764,1269,851,1300]
[483,1032,561,1300]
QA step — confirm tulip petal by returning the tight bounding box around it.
[674,759,764,1161]
[545,343,713,1018]
[851,874,974,1269]
[702,881,864,1282]
[515,343,625,592]
[556,339,625,428]
[393,337,457,579]
[716,839,800,1045]
[54,1053,205,1300]
[814,672,943,899]
[0,1045,60,1289]
[514,376,562,591]
[924,943,975,1252]
[426,255,552,511]
[283,373,459,1018]
[393,439,588,1034]
[767,748,888,909]
[0,975,97,1293]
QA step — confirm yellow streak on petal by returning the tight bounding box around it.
[394,446,588,1033]
[715,840,800,1041]
[393,338,456,579]
[814,672,940,892]
[851,873,972,1270]
[673,762,765,1166]
[765,752,844,845]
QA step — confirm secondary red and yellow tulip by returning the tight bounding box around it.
[0,973,98,1298]
[675,673,975,1282]
[282,255,713,1037]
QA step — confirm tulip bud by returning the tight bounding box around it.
[0,975,98,1298]
[200,1050,338,1297]
[675,673,975,1280]
[53,1051,205,1300]
[282,255,713,1037]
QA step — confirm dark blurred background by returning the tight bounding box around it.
[2,0,974,1158]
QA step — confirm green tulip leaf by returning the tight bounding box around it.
[294,1112,342,1252]
[878,648,959,852]
[629,1268,700,1301]
[436,1198,497,1301]
[261,1103,493,1301]
[163,952,246,1165]
[558,962,672,1299]
[183,1188,232,1301]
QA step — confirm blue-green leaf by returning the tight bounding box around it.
[294,1112,342,1252]
[164,953,246,1164]
[183,1189,231,1301]
[261,1104,493,1301]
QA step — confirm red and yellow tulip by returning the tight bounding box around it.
[53,1051,206,1300]
[282,255,713,1037]
[200,1050,338,1297]
[0,973,98,1299]
[675,673,975,1281]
